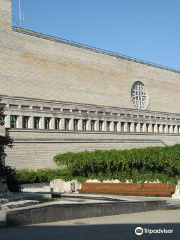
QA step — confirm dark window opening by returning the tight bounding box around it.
[121,122,125,132]
[91,120,96,131]
[55,118,61,130]
[22,116,29,129]
[82,120,87,131]
[99,121,103,131]
[107,121,111,131]
[74,119,79,131]
[65,118,70,130]
[10,115,18,129]
[114,122,118,131]
[34,117,40,129]
[45,117,51,129]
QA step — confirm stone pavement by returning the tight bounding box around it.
[1,210,180,240]
[62,193,180,208]
[1,193,180,240]
[45,209,180,225]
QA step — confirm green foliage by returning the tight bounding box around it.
[13,144,180,185]
[53,145,180,184]
[0,98,18,191]
[14,168,87,184]
[3,166,20,192]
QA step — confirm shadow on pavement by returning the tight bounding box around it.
[0,220,6,227]
[1,223,180,240]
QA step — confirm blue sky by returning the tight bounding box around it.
[12,0,180,70]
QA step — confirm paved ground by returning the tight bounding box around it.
[1,210,180,240]
[64,193,180,206]
[1,193,180,240]
[40,209,180,225]
[2,192,180,206]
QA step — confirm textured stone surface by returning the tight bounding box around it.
[5,129,180,169]
[6,138,165,169]
[172,181,180,199]
[0,0,180,113]
[6,200,167,226]
[1,200,39,210]
[50,179,81,193]
[1,0,180,169]
[21,183,51,193]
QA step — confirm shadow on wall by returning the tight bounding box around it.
[1,223,180,240]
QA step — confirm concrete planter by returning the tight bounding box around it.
[21,180,82,194]
[50,179,81,193]
[172,181,180,199]
[21,183,51,193]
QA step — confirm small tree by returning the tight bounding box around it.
[0,99,13,187]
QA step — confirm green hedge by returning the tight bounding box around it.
[14,144,180,185]
[53,144,180,184]
[14,168,76,184]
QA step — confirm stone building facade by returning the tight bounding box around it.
[0,0,180,169]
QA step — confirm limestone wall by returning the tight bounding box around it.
[0,0,180,114]
[1,0,180,170]
[5,129,180,169]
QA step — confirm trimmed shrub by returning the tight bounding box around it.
[14,168,78,184]
[53,144,180,184]
[14,144,180,185]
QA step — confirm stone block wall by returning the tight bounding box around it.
[0,1,180,113]
[5,129,180,169]
[1,0,180,169]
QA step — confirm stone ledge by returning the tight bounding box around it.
[6,200,167,226]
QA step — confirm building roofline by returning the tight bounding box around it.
[13,26,180,74]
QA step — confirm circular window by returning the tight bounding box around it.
[131,81,149,110]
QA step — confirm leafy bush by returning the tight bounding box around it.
[0,165,20,192]
[14,168,80,184]
[53,144,180,184]
[14,144,180,185]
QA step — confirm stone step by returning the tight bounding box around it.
[1,200,39,210]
